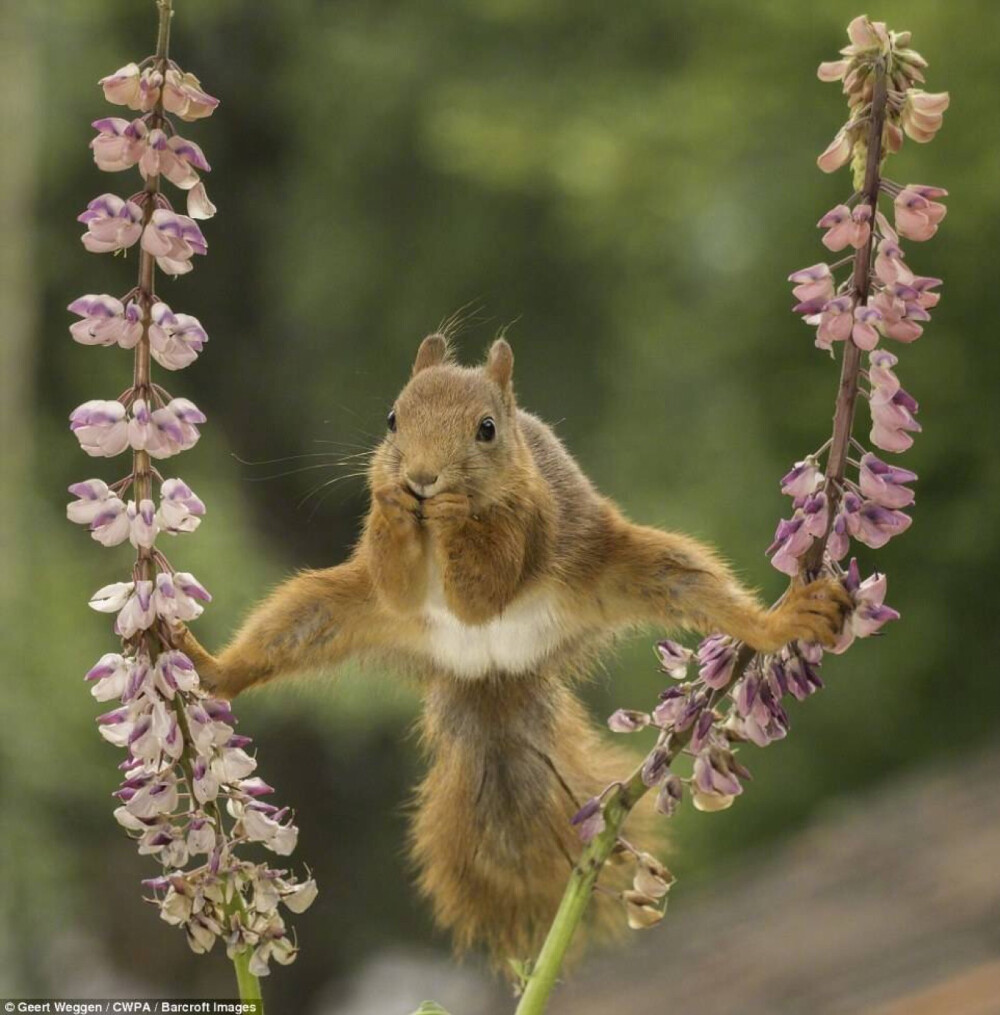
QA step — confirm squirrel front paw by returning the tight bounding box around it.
[421,491,472,526]
[373,483,424,532]
[758,578,851,651]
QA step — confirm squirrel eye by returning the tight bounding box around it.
[476,416,496,442]
[386,409,397,433]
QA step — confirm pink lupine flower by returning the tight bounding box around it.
[185,181,217,221]
[894,185,947,241]
[655,639,693,679]
[68,294,143,349]
[788,263,834,303]
[99,63,162,111]
[607,709,651,733]
[90,118,146,172]
[767,514,813,575]
[852,304,882,350]
[871,289,925,343]
[800,491,829,538]
[846,14,890,53]
[826,502,851,561]
[859,453,917,508]
[870,388,921,453]
[817,130,852,173]
[849,500,912,549]
[162,68,220,121]
[817,204,871,251]
[157,478,206,534]
[814,295,854,349]
[780,458,824,500]
[830,561,900,654]
[901,90,949,142]
[868,350,921,452]
[149,302,208,370]
[141,210,207,276]
[138,128,209,189]
[70,399,130,457]
[817,60,849,82]
[873,236,914,286]
[78,194,144,254]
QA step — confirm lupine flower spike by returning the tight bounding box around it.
[558,14,944,944]
[67,0,314,995]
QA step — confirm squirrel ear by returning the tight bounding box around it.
[485,338,514,391]
[412,333,449,375]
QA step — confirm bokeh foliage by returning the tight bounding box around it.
[4,0,999,1008]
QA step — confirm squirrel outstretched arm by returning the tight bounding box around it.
[177,333,848,966]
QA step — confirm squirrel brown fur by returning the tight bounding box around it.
[177,333,849,968]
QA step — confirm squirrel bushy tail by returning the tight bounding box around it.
[411,668,656,968]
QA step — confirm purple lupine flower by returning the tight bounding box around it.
[655,774,684,817]
[830,560,900,653]
[767,514,813,575]
[86,653,133,702]
[148,302,208,370]
[68,294,143,349]
[114,579,157,638]
[655,639,693,679]
[78,194,144,253]
[128,498,159,549]
[697,634,738,689]
[570,797,606,843]
[157,478,206,534]
[141,210,208,276]
[70,400,130,457]
[640,746,671,787]
[691,749,744,812]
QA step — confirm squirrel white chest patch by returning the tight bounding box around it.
[421,558,565,678]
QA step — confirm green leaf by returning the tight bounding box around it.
[410,1003,452,1015]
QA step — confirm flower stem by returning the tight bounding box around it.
[803,60,889,573]
[232,946,265,1010]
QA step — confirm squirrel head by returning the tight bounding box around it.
[370,333,530,505]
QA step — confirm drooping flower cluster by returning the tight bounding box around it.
[68,20,314,979]
[571,16,940,935]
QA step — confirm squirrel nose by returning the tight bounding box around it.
[406,470,439,495]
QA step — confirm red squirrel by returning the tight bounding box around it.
[177,334,847,965]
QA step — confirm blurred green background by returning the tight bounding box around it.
[3,0,998,1011]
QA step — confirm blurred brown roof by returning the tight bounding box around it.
[548,746,1000,1015]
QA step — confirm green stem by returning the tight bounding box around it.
[233,946,265,1009]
